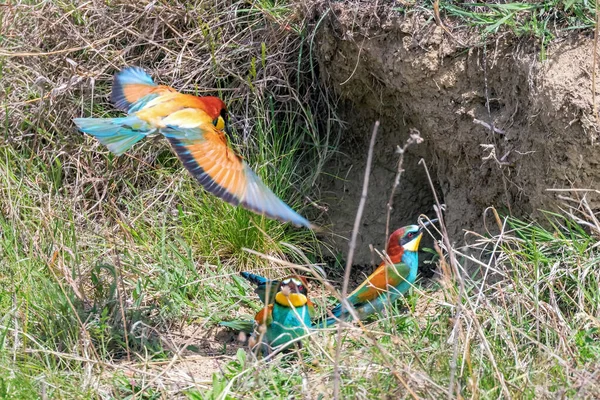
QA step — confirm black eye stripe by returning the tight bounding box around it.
[220,108,228,121]
[400,230,420,246]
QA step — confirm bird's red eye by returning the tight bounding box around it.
[407,233,413,238]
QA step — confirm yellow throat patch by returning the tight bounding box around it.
[275,292,308,307]
[403,232,423,252]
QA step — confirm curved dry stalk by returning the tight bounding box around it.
[332,121,379,399]
[384,128,424,249]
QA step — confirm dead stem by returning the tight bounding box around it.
[384,128,423,251]
[333,121,379,400]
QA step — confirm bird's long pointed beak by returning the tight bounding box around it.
[405,217,438,252]
[419,217,438,228]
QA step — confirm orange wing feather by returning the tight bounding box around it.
[255,304,273,326]
[352,263,390,302]
[171,131,247,201]
[122,84,175,105]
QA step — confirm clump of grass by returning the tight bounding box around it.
[393,1,596,57]
[440,1,595,36]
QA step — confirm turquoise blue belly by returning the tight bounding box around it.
[266,304,312,348]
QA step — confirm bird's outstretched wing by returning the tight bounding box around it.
[160,111,312,228]
[111,66,175,112]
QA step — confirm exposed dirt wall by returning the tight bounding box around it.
[315,4,600,264]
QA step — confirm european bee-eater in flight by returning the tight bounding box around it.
[316,222,433,327]
[74,66,313,228]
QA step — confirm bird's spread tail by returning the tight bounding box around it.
[73,116,153,155]
[111,66,158,112]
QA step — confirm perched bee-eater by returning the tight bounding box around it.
[316,223,431,327]
[74,66,313,228]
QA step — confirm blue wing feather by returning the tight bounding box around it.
[111,66,156,112]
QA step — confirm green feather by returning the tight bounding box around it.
[219,319,255,334]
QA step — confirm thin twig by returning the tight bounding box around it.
[482,42,512,215]
[418,158,462,399]
[473,118,505,135]
[384,128,423,248]
[333,121,379,400]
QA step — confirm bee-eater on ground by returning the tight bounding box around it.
[316,223,431,327]
[220,272,316,345]
[252,275,315,352]
[74,66,313,228]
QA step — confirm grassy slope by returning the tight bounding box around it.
[0,1,599,399]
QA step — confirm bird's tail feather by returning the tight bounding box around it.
[315,317,338,328]
[314,303,345,328]
[73,116,152,155]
